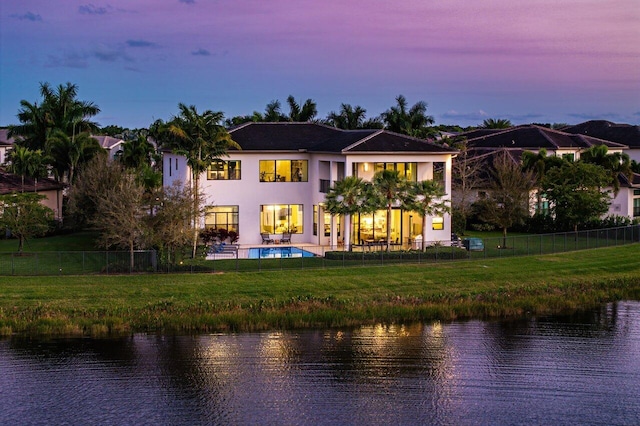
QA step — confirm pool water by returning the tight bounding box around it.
[248,247,315,259]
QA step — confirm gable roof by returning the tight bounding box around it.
[0,129,16,146]
[228,122,457,154]
[465,125,627,150]
[92,135,125,150]
[0,170,65,194]
[561,120,640,148]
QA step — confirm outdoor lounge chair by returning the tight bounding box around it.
[261,233,274,244]
[280,232,291,244]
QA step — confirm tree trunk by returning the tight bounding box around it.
[386,205,392,252]
[130,240,135,272]
[502,227,507,249]
[192,173,199,258]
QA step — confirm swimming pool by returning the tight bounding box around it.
[248,247,316,259]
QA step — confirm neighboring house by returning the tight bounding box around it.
[455,125,634,220]
[163,122,458,247]
[612,173,640,220]
[562,121,640,163]
[0,129,15,165]
[0,170,65,221]
[92,135,125,160]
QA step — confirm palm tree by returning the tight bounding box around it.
[404,180,450,251]
[47,129,104,184]
[286,96,317,122]
[118,135,156,170]
[324,176,374,249]
[380,95,434,138]
[372,169,409,251]
[580,145,632,194]
[481,118,512,129]
[5,146,49,192]
[166,103,240,258]
[325,104,367,129]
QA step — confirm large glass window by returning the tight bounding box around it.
[205,205,239,232]
[372,162,418,181]
[432,216,444,230]
[634,197,640,218]
[260,204,304,234]
[207,160,241,180]
[259,160,308,182]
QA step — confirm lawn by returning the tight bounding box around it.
[0,244,639,336]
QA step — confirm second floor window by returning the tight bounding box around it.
[207,160,241,180]
[259,160,308,182]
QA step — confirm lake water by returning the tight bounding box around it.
[1,301,639,425]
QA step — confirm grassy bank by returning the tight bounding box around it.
[1,244,639,337]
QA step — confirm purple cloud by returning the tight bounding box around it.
[127,39,158,48]
[45,51,89,69]
[10,12,42,22]
[191,48,210,56]
[78,4,110,15]
[179,0,195,4]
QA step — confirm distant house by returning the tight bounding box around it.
[455,125,638,220]
[562,121,640,163]
[163,122,458,247]
[91,135,125,160]
[0,129,15,165]
[0,170,65,221]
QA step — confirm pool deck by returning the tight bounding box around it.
[206,242,413,260]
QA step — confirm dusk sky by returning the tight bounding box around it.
[1,0,639,129]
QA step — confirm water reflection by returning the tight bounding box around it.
[1,302,639,425]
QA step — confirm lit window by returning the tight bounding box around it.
[259,160,308,182]
[207,160,241,180]
[432,217,444,230]
[260,204,304,233]
[205,205,239,232]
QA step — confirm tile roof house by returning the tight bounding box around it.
[0,129,16,165]
[163,122,458,248]
[561,120,640,162]
[91,135,125,160]
[0,170,65,221]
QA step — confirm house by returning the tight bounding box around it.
[456,125,638,220]
[163,122,458,247]
[0,129,15,165]
[562,120,640,163]
[91,135,125,160]
[0,170,65,221]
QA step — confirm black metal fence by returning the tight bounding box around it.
[1,225,639,275]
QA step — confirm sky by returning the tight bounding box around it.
[1,0,639,129]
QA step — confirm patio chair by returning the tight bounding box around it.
[280,232,291,244]
[261,233,274,244]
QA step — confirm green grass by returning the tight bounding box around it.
[0,231,99,252]
[0,244,639,337]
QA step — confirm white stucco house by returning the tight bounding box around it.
[163,122,458,248]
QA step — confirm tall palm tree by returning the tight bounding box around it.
[286,96,317,122]
[481,118,512,129]
[118,135,156,170]
[324,176,374,249]
[5,146,49,192]
[325,104,367,129]
[372,169,409,251]
[263,100,286,122]
[167,103,240,258]
[404,180,450,251]
[380,95,434,138]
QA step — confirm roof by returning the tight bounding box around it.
[228,122,457,154]
[618,172,640,188]
[92,135,125,150]
[0,129,16,146]
[561,120,640,149]
[0,170,65,194]
[464,125,627,150]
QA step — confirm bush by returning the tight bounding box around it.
[324,248,469,261]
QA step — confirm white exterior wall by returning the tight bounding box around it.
[163,150,455,246]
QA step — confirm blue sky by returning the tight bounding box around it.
[1,0,639,129]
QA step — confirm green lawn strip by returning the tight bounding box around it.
[0,244,639,336]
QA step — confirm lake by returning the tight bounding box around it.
[1,301,639,425]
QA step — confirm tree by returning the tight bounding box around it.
[91,171,147,270]
[146,181,199,265]
[404,180,450,250]
[324,176,375,249]
[0,193,53,254]
[5,146,49,192]
[474,151,535,248]
[325,104,367,129]
[580,145,632,194]
[451,138,485,234]
[521,148,567,214]
[165,103,240,258]
[118,135,157,170]
[541,162,612,232]
[481,118,512,129]
[371,169,410,251]
[286,95,317,122]
[380,95,435,138]
[47,129,105,183]
[8,82,100,152]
